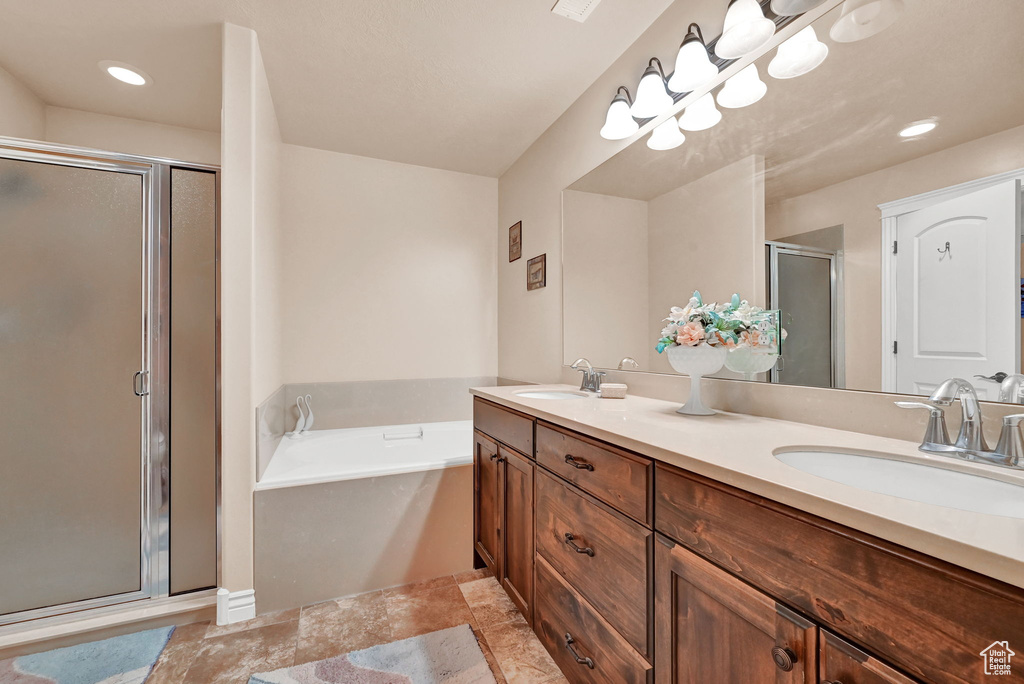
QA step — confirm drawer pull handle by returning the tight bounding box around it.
[564,454,594,471]
[564,633,595,669]
[563,533,595,557]
[771,646,797,672]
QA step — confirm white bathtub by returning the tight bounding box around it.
[256,420,474,490]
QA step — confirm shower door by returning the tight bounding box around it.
[0,147,165,622]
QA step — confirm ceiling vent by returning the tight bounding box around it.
[551,0,602,22]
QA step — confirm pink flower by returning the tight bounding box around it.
[741,330,764,347]
[676,321,706,346]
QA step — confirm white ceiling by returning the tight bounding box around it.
[0,0,674,176]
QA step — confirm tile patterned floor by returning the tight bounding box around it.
[147,568,567,684]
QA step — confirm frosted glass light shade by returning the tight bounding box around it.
[717,64,767,109]
[648,117,686,151]
[715,0,776,60]
[768,26,829,79]
[600,96,639,140]
[830,0,904,43]
[770,0,828,16]
[631,66,673,119]
[679,93,722,132]
[668,32,719,94]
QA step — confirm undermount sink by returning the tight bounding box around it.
[514,390,588,400]
[775,448,1024,519]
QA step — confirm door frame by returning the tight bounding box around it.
[0,136,220,626]
[879,167,1024,393]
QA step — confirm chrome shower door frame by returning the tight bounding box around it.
[0,138,171,625]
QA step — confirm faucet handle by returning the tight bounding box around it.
[994,414,1024,467]
[895,401,952,450]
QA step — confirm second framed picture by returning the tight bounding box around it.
[527,254,546,291]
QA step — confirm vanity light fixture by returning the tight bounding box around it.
[679,92,722,131]
[715,0,777,60]
[648,117,686,150]
[667,24,720,94]
[768,25,829,79]
[829,0,904,43]
[600,86,640,140]
[631,58,674,119]
[717,63,767,109]
[899,119,937,138]
[98,60,150,86]
[769,0,828,15]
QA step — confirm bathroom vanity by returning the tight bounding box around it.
[471,389,1024,684]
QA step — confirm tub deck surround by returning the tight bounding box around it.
[469,385,1024,590]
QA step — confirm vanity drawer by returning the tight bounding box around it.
[535,468,652,658]
[536,421,651,524]
[473,398,534,456]
[535,555,652,684]
[654,463,1024,684]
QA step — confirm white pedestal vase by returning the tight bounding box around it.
[665,344,728,415]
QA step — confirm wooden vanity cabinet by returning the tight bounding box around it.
[655,534,817,684]
[819,631,918,684]
[473,431,500,571]
[499,444,534,623]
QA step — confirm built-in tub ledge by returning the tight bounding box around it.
[470,384,1024,590]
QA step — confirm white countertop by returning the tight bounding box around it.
[471,384,1024,589]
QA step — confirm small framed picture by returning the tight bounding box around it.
[527,254,546,291]
[509,221,522,262]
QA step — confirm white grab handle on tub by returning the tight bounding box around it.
[383,426,424,441]
[287,397,306,436]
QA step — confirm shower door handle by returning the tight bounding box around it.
[133,371,149,397]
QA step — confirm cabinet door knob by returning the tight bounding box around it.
[563,532,595,557]
[564,454,595,471]
[489,452,498,461]
[771,646,797,672]
[564,633,595,669]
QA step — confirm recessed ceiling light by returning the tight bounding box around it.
[98,61,151,86]
[899,120,937,138]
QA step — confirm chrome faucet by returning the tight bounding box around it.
[571,358,605,393]
[617,357,640,370]
[898,377,1024,469]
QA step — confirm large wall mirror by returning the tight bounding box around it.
[563,0,1024,403]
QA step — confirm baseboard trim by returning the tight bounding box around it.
[216,588,256,625]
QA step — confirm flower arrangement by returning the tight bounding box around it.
[656,291,783,353]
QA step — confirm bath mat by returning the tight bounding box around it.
[248,624,495,683]
[0,626,174,684]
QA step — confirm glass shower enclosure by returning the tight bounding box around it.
[0,139,217,624]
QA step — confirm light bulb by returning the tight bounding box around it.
[899,120,936,138]
[768,26,829,79]
[667,24,719,94]
[770,0,828,16]
[717,64,767,109]
[631,61,673,119]
[715,0,776,60]
[679,93,722,132]
[830,0,904,43]
[600,92,639,140]
[648,117,686,151]
[98,61,151,86]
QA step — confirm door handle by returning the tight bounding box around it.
[975,372,1009,383]
[133,371,149,397]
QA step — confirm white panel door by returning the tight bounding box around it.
[895,180,1021,399]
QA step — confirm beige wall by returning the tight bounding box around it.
[220,22,281,597]
[647,155,766,372]
[562,190,649,369]
[0,64,44,140]
[766,123,1024,391]
[44,107,220,165]
[278,144,498,384]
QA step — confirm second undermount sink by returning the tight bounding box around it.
[776,448,1024,519]
[514,390,588,400]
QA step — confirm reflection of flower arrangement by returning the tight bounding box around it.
[656,291,784,353]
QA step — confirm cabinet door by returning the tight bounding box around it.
[819,631,918,684]
[655,535,817,684]
[499,445,534,623]
[474,431,500,571]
